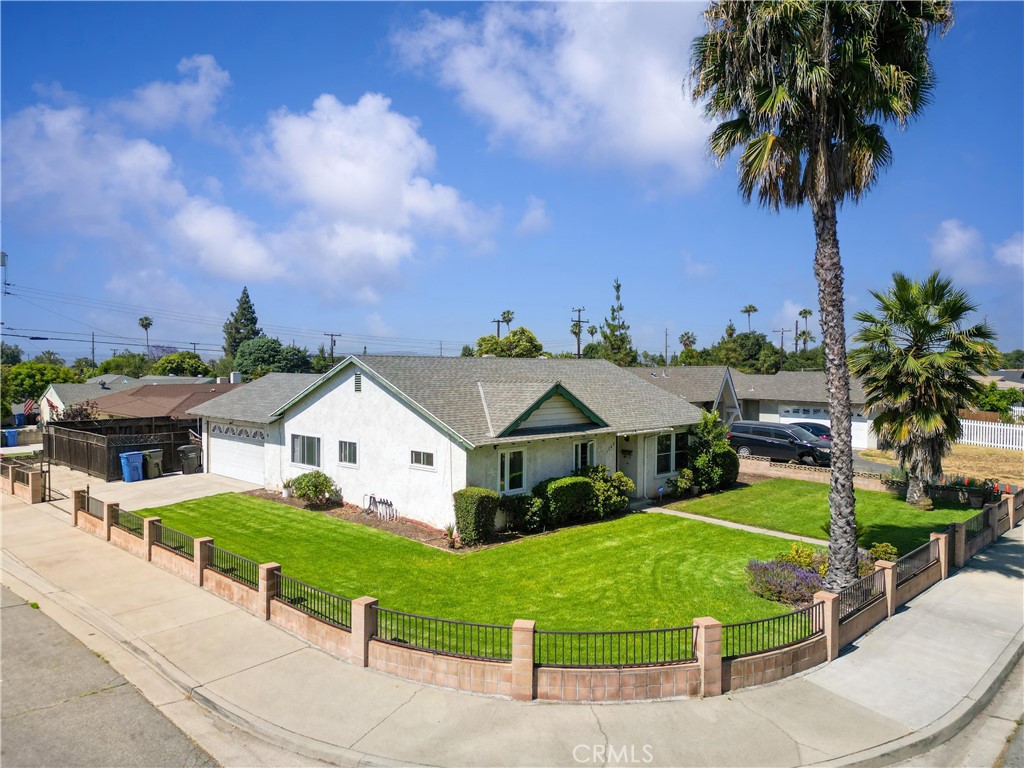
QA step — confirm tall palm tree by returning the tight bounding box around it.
[691,0,953,589]
[741,304,758,332]
[501,309,515,336]
[849,272,999,506]
[796,328,817,352]
[138,316,154,358]
[799,308,814,333]
[570,321,583,358]
[678,331,697,351]
[587,325,598,341]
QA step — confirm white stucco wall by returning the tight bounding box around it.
[465,433,618,495]
[279,366,467,530]
[632,429,692,499]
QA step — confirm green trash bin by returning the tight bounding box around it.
[141,449,164,479]
[178,445,201,475]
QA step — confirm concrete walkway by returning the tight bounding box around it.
[652,504,828,547]
[2,493,1021,768]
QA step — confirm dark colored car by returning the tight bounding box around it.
[726,421,832,466]
[792,421,832,441]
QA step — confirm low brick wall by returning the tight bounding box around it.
[838,598,888,648]
[367,640,512,697]
[110,526,147,558]
[537,664,700,702]
[270,600,352,660]
[722,636,827,693]
[151,545,195,581]
[894,561,942,607]
[77,512,105,538]
[738,457,887,492]
[203,569,259,615]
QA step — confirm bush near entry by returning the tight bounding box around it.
[453,487,499,545]
[290,471,339,507]
[547,476,597,525]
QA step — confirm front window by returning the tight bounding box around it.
[656,432,688,476]
[500,449,525,493]
[574,440,595,471]
[291,434,320,467]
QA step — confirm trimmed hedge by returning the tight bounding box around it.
[574,464,635,518]
[499,494,545,533]
[547,476,596,525]
[453,487,499,545]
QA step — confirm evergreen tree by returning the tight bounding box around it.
[599,279,637,367]
[223,287,263,358]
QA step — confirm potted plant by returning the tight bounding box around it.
[282,479,292,499]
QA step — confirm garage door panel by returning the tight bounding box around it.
[209,432,265,484]
[779,405,872,451]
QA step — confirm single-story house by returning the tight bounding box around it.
[628,366,742,424]
[40,374,220,422]
[88,383,242,421]
[973,370,1024,393]
[188,356,704,530]
[731,370,878,450]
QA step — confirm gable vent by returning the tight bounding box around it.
[354,372,362,392]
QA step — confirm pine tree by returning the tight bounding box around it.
[223,287,263,358]
[599,279,637,367]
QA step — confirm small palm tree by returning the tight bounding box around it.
[501,310,515,336]
[678,331,697,351]
[691,0,953,590]
[741,304,758,332]
[796,329,816,352]
[587,325,598,341]
[799,308,814,333]
[850,272,999,506]
[725,321,736,340]
[138,316,154,358]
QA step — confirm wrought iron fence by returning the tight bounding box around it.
[154,523,194,559]
[12,466,30,486]
[837,569,886,622]
[964,509,987,542]
[374,607,512,661]
[534,626,696,668]
[85,491,105,520]
[275,574,352,629]
[722,602,824,659]
[110,506,144,538]
[207,545,259,588]
[896,538,939,585]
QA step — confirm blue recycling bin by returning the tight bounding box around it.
[14,413,25,427]
[120,451,144,483]
[4,429,18,447]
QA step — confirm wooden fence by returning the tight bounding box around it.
[43,418,194,481]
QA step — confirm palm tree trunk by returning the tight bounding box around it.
[812,197,859,592]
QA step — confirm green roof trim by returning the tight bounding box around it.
[498,382,608,437]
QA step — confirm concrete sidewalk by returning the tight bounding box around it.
[2,494,1021,768]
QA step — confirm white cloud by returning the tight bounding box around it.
[112,54,231,130]
[516,196,551,235]
[929,219,988,285]
[681,252,712,279]
[170,198,282,279]
[393,4,709,187]
[993,231,1024,271]
[365,312,396,337]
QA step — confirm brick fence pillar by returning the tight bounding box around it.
[511,619,536,702]
[951,523,966,568]
[194,537,213,586]
[1007,494,1021,528]
[71,488,86,527]
[143,517,161,562]
[875,561,897,618]
[102,503,118,542]
[351,596,378,668]
[694,617,723,697]
[26,471,43,504]
[930,531,949,580]
[813,591,840,661]
[258,563,281,620]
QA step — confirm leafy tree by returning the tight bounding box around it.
[975,382,1023,420]
[724,321,736,340]
[54,399,98,422]
[460,344,474,358]
[151,351,212,377]
[138,316,153,357]
[1,362,82,406]
[850,271,999,506]
[209,356,234,378]
[475,327,544,358]
[1001,350,1024,369]
[311,344,333,374]
[223,287,263,358]
[234,337,285,378]
[754,345,784,374]
[33,350,65,366]
[72,357,97,374]
[599,279,637,367]
[98,352,152,378]
[691,0,953,589]
[741,304,758,332]
[1,343,24,366]
[279,344,312,373]
[782,347,826,372]
[581,342,604,359]
[639,351,667,367]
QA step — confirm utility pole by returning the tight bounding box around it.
[324,332,341,364]
[773,328,790,351]
[491,318,503,339]
[570,307,589,358]
[91,332,96,366]
[191,341,198,355]
[793,320,799,353]
[664,328,669,364]
[439,340,443,357]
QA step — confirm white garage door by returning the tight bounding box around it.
[208,423,266,484]
[779,405,873,450]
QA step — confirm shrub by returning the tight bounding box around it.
[574,464,635,518]
[745,559,823,606]
[453,487,499,545]
[820,518,867,543]
[530,477,557,523]
[777,542,818,571]
[692,451,723,491]
[666,468,695,496]
[813,551,876,578]
[716,444,740,487]
[547,476,596,525]
[869,542,899,562]
[499,494,545,533]
[290,471,339,507]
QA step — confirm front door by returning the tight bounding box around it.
[616,435,640,497]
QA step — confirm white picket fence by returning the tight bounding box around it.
[959,419,1024,451]
[1011,405,1024,420]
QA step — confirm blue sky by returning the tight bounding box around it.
[2,2,1022,364]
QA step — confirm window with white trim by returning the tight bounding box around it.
[411,450,434,468]
[499,449,525,493]
[338,440,357,466]
[574,440,595,471]
[656,432,688,476]
[291,434,321,467]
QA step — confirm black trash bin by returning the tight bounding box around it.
[178,445,202,475]
[141,449,164,479]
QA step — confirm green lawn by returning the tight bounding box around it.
[666,479,978,555]
[141,494,800,630]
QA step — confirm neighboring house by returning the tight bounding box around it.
[731,370,878,450]
[40,377,140,422]
[628,366,742,424]
[139,375,217,385]
[88,383,242,421]
[189,356,703,530]
[973,370,1024,393]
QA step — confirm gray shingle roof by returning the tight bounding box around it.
[731,370,867,405]
[50,377,141,407]
[140,375,216,384]
[186,373,320,424]
[627,366,731,405]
